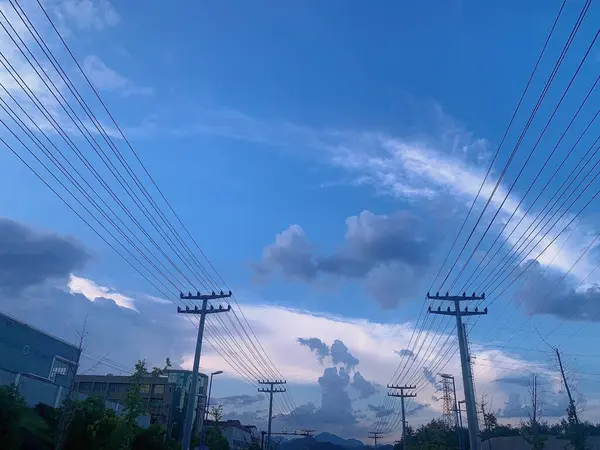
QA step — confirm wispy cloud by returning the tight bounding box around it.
[83,55,154,97]
[68,274,137,310]
[167,106,600,292]
[57,0,120,31]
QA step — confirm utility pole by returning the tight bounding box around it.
[258,380,287,450]
[458,400,465,432]
[440,373,464,450]
[428,292,487,450]
[387,385,416,450]
[179,291,232,450]
[554,347,579,423]
[368,431,384,447]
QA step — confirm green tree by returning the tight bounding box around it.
[206,405,229,450]
[0,384,27,449]
[565,402,587,450]
[132,424,176,450]
[151,357,172,376]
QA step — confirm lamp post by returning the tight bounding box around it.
[205,370,223,421]
[199,370,223,450]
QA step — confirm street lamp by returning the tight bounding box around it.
[199,370,223,450]
[205,370,223,421]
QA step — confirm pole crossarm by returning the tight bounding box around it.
[388,392,416,398]
[388,384,416,390]
[258,380,286,385]
[258,387,286,393]
[426,292,485,301]
[180,290,233,300]
[428,305,487,316]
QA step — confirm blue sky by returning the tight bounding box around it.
[1,0,600,441]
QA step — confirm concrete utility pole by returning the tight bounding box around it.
[387,385,416,450]
[368,431,384,447]
[427,292,487,450]
[258,380,287,450]
[179,291,232,450]
[440,373,464,450]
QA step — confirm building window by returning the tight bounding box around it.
[154,384,165,395]
[109,383,126,393]
[93,383,107,392]
[50,358,70,380]
[140,384,150,394]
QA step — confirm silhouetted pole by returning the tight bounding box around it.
[179,291,232,450]
[428,292,487,450]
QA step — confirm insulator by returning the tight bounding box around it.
[211,291,215,296]
[463,292,466,297]
[194,306,198,311]
[437,306,441,311]
[475,307,478,312]
[447,307,450,312]
[186,306,190,312]
[220,290,224,295]
[219,305,223,310]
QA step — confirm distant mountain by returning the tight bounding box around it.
[314,433,364,448]
[279,437,341,450]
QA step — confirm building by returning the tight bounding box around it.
[74,369,208,439]
[0,310,81,408]
[165,369,209,439]
[205,420,257,450]
[74,374,175,428]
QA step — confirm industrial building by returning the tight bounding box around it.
[0,310,81,408]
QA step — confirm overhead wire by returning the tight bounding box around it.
[1,0,301,427]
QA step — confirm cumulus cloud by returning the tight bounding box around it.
[515,261,600,322]
[351,372,378,399]
[395,349,415,358]
[331,339,360,369]
[0,218,88,294]
[297,337,330,363]
[83,55,154,96]
[255,210,439,308]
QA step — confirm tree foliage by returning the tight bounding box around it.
[0,359,180,450]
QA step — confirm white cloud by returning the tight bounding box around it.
[59,0,120,31]
[179,302,559,426]
[83,55,154,96]
[169,106,600,290]
[68,273,137,310]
